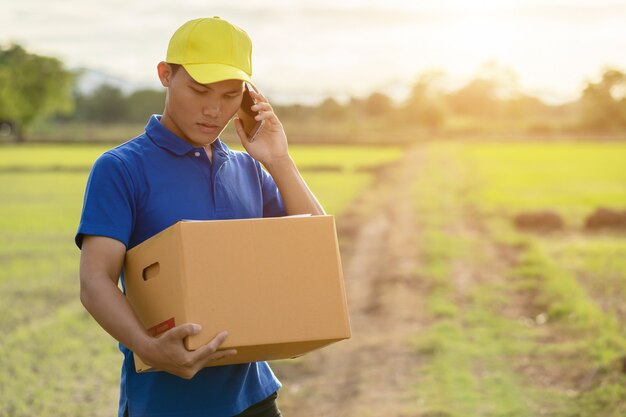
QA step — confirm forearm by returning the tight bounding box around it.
[264,155,325,216]
[80,273,152,356]
[80,270,236,377]
[78,235,234,378]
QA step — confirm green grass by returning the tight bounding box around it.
[410,144,543,417]
[0,143,109,169]
[0,142,401,415]
[460,142,626,227]
[0,302,119,417]
[3,139,625,415]
[25,121,147,143]
[547,235,626,328]
[410,141,626,416]
[459,141,626,359]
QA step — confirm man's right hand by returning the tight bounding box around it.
[80,235,238,381]
[138,324,237,379]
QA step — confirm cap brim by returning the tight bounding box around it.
[183,63,252,85]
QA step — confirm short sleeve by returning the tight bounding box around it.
[75,152,136,249]
[259,166,286,218]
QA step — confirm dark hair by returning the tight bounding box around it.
[169,63,182,78]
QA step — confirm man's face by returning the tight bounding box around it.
[159,63,244,147]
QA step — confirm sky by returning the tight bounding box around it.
[2,0,626,104]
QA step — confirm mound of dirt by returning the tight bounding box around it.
[584,208,626,232]
[513,210,565,232]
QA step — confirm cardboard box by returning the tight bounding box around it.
[123,215,351,372]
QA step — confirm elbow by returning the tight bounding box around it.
[79,275,94,311]
[79,279,89,309]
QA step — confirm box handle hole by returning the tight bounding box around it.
[142,262,160,281]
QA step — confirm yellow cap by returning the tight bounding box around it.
[166,17,252,84]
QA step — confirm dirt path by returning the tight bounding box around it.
[271,144,625,416]
[272,147,428,416]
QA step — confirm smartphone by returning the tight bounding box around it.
[238,83,264,142]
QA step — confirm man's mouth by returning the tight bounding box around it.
[197,122,219,133]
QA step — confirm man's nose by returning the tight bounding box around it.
[202,99,222,117]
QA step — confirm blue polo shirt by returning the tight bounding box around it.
[75,114,285,417]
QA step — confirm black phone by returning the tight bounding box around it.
[238,83,264,142]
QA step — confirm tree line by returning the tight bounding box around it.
[1,43,626,142]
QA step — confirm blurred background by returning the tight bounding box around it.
[1,1,625,416]
[2,0,626,142]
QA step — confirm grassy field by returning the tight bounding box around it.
[0,142,401,416]
[1,140,625,416]
[411,142,626,416]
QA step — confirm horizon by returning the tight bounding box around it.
[3,1,626,105]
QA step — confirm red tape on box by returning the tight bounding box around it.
[147,317,176,337]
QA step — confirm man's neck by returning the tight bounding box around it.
[204,144,213,162]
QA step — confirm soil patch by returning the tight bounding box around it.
[272,148,428,417]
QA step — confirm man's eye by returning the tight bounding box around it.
[191,88,207,93]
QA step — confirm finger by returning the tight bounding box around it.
[255,110,281,128]
[248,88,262,98]
[251,102,272,112]
[255,111,275,122]
[205,348,238,364]
[164,323,201,341]
[190,330,230,361]
[249,89,268,103]
[251,103,274,118]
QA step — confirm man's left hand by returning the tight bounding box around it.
[233,89,290,167]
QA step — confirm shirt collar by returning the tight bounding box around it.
[145,114,230,159]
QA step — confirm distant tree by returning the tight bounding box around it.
[0,44,74,141]
[403,70,448,130]
[81,84,129,123]
[447,78,499,118]
[447,62,521,119]
[274,103,316,125]
[476,61,520,100]
[317,97,348,121]
[579,68,626,131]
[504,95,549,119]
[347,97,365,114]
[127,89,166,122]
[364,92,393,117]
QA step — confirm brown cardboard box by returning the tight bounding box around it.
[123,215,351,372]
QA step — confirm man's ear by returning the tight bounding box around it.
[157,61,172,87]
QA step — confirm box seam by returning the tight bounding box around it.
[177,222,191,342]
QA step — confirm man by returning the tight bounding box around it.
[76,17,324,417]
